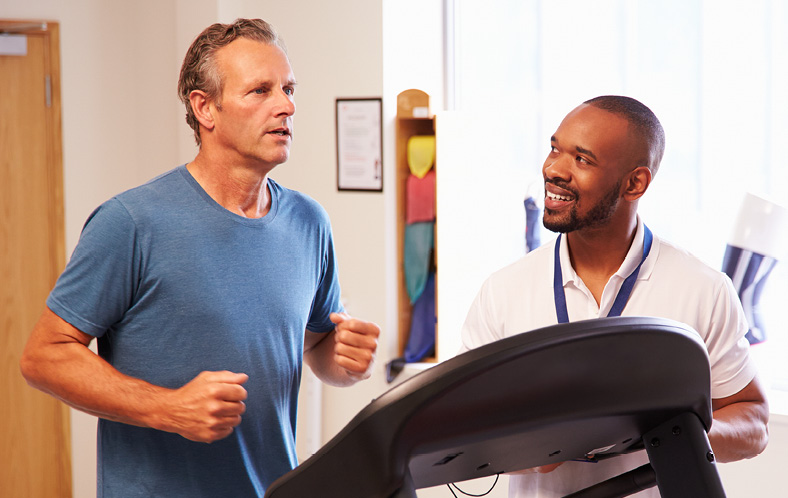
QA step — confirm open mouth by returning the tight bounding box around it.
[545,182,576,201]
[546,191,574,202]
[544,183,577,211]
[269,129,290,136]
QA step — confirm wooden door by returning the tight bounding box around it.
[0,20,71,497]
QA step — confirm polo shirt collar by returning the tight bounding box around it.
[556,217,658,288]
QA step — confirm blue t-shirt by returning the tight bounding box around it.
[47,165,343,497]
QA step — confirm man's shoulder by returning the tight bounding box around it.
[115,166,184,203]
[654,236,718,271]
[89,167,183,219]
[652,235,728,287]
[80,167,189,232]
[269,179,320,206]
[269,179,331,224]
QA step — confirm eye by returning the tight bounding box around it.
[283,87,295,96]
[550,145,558,154]
[576,155,590,164]
[253,87,266,95]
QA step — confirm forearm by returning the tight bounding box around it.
[21,337,172,430]
[708,401,769,462]
[23,308,249,443]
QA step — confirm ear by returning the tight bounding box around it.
[189,90,216,132]
[623,166,652,202]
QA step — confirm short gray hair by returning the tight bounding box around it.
[177,18,287,146]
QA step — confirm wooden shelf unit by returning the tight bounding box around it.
[395,89,436,361]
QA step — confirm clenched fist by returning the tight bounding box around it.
[161,370,248,443]
[330,312,380,381]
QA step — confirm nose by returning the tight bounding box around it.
[542,152,570,182]
[275,88,295,118]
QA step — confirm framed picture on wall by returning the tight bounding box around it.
[336,98,383,192]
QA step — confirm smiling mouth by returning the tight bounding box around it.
[546,191,574,202]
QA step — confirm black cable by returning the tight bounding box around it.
[445,473,500,497]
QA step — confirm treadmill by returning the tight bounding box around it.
[264,316,725,498]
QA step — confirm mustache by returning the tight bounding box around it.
[544,178,579,198]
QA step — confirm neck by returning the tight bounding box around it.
[187,150,274,218]
[565,215,639,283]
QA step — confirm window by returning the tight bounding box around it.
[450,0,788,395]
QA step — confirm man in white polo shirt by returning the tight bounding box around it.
[459,95,769,497]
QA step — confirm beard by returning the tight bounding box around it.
[543,178,622,233]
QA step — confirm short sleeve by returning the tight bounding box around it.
[706,276,758,399]
[46,199,140,337]
[305,222,344,334]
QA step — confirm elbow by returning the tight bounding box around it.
[752,418,770,458]
[710,404,770,462]
[739,411,770,461]
[737,425,770,462]
[19,348,44,390]
[19,351,36,385]
[750,401,771,458]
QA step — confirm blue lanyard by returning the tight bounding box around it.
[553,225,653,324]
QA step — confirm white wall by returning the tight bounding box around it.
[0,0,181,243]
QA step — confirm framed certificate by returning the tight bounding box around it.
[336,98,383,192]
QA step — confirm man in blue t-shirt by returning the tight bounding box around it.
[20,19,380,497]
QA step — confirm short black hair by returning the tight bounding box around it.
[584,95,666,175]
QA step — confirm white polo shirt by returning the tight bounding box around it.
[459,219,756,498]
